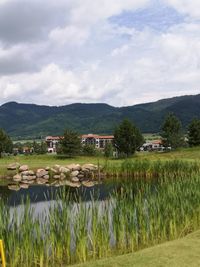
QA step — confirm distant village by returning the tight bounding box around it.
[13,134,166,155]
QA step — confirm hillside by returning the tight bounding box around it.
[1,94,200,138]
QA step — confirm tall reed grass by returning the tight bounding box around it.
[0,159,199,266]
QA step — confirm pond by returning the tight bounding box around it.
[0,182,120,206]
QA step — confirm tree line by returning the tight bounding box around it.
[0,114,200,158]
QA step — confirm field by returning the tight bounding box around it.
[1,146,200,178]
[72,230,200,267]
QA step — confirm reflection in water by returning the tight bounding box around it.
[0,182,119,206]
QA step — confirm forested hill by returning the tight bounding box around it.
[1,94,200,138]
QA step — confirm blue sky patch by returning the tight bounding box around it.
[109,2,186,32]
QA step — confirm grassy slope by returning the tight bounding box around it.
[72,230,200,267]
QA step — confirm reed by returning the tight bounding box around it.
[0,160,199,266]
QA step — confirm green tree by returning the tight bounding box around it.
[104,142,113,158]
[0,129,13,157]
[161,113,183,149]
[188,118,200,146]
[82,144,97,156]
[59,129,81,157]
[33,141,47,154]
[114,119,144,157]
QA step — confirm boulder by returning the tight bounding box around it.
[71,176,79,183]
[19,165,29,172]
[36,178,47,185]
[77,174,84,179]
[82,164,98,171]
[43,175,50,180]
[60,173,66,180]
[62,180,81,188]
[66,164,81,171]
[36,169,49,178]
[53,164,61,170]
[82,181,95,187]
[53,175,61,179]
[19,183,29,189]
[8,184,20,191]
[21,171,31,176]
[13,174,22,182]
[50,168,59,174]
[70,171,79,177]
[7,163,20,170]
[59,167,70,174]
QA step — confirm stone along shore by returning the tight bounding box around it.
[7,163,102,191]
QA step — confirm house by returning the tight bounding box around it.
[45,136,61,153]
[45,134,114,153]
[81,134,114,149]
[140,140,164,152]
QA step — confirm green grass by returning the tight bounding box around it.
[1,146,200,178]
[72,230,200,267]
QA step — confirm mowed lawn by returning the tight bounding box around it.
[1,146,200,177]
[72,230,200,267]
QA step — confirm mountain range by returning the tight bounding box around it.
[1,94,200,138]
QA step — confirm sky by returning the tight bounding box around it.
[0,0,200,107]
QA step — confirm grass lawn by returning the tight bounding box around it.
[1,146,200,177]
[72,230,200,267]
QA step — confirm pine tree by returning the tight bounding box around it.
[188,118,200,146]
[161,113,183,149]
[114,119,144,157]
[59,129,81,157]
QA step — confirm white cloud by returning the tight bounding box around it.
[0,0,200,107]
[49,25,90,46]
[165,0,200,18]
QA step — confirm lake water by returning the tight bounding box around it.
[0,182,119,206]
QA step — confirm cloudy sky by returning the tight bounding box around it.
[0,0,200,106]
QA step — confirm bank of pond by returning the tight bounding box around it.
[0,159,200,266]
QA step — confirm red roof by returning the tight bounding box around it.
[46,136,61,141]
[152,140,162,144]
[82,134,114,139]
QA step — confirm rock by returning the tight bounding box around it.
[53,164,61,170]
[28,170,35,176]
[50,168,59,174]
[70,171,79,177]
[8,184,20,191]
[62,180,81,188]
[82,164,98,171]
[43,175,50,180]
[36,169,49,178]
[59,167,70,174]
[21,180,34,184]
[7,163,20,170]
[13,174,22,182]
[19,165,29,172]
[22,175,29,181]
[66,164,81,171]
[21,171,30,176]
[19,183,29,189]
[60,173,66,180]
[82,181,95,187]
[77,174,84,179]
[53,175,61,179]
[71,176,79,182]
[22,175,36,181]
[45,166,50,171]
[36,178,47,184]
